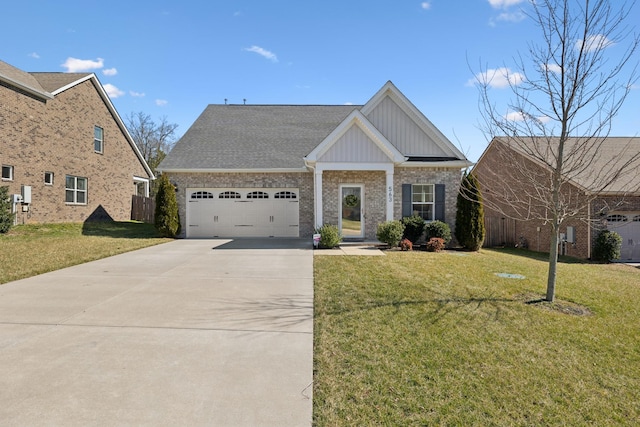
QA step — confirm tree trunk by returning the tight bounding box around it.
[546,223,559,302]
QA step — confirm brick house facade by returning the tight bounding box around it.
[474,137,640,261]
[159,82,471,241]
[0,60,153,224]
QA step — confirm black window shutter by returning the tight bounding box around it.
[435,184,445,221]
[402,184,412,218]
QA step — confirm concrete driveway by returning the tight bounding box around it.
[0,239,313,426]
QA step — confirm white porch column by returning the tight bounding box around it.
[315,168,323,228]
[385,167,394,221]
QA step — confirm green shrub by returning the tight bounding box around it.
[425,220,451,245]
[455,171,485,251]
[0,187,12,234]
[316,224,342,248]
[376,220,405,248]
[154,174,181,238]
[592,229,622,263]
[425,237,445,252]
[401,215,425,243]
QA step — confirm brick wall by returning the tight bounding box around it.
[0,80,149,223]
[474,141,603,259]
[166,167,464,241]
[321,170,386,241]
[394,167,462,240]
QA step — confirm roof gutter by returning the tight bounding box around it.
[400,160,474,168]
[0,74,54,100]
[156,167,310,174]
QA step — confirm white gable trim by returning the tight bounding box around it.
[305,110,406,164]
[361,81,468,160]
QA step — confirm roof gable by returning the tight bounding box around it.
[362,81,467,160]
[305,110,405,163]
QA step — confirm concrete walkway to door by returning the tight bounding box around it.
[0,238,313,426]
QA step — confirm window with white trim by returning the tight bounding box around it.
[44,171,54,185]
[94,126,104,153]
[1,165,13,181]
[412,184,434,220]
[65,175,87,204]
[606,214,627,222]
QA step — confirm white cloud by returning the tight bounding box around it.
[103,83,124,98]
[129,91,145,97]
[495,11,525,22]
[488,0,524,8]
[421,2,431,9]
[544,63,562,73]
[28,52,40,59]
[344,102,354,105]
[61,57,104,73]
[103,67,118,76]
[243,45,278,62]
[505,111,551,124]
[468,67,525,88]
[156,99,168,106]
[578,34,614,52]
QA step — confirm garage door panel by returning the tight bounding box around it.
[606,213,640,261]
[186,188,299,238]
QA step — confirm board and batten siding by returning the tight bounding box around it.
[318,125,392,163]
[366,96,448,157]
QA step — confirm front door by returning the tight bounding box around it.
[340,185,364,238]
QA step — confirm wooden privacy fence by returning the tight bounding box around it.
[483,216,516,248]
[131,195,155,223]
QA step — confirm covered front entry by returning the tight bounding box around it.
[186,188,299,238]
[340,184,364,238]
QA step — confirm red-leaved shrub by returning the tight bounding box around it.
[399,238,413,251]
[425,237,445,252]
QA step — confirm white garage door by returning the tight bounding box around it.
[186,188,299,238]
[606,213,640,261]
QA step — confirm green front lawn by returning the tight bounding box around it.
[0,222,171,284]
[314,249,640,425]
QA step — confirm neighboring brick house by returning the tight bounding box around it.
[158,81,471,241]
[474,136,640,261]
[0,60,153,224]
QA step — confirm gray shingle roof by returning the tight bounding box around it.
[0,60,51,99]
[30,72,91,93]
[493,136,640,193]
[160,105,360,170]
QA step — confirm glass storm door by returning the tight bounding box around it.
[340,185,363,238]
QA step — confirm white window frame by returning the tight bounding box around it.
[44,171,54,185]
[412,184,434,221]
[65,175,88,205]
[94,125,104,153]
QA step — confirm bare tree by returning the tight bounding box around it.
[473,0,639,301]
[126,112,179,176]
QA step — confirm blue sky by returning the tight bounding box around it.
[2,0,638,162]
